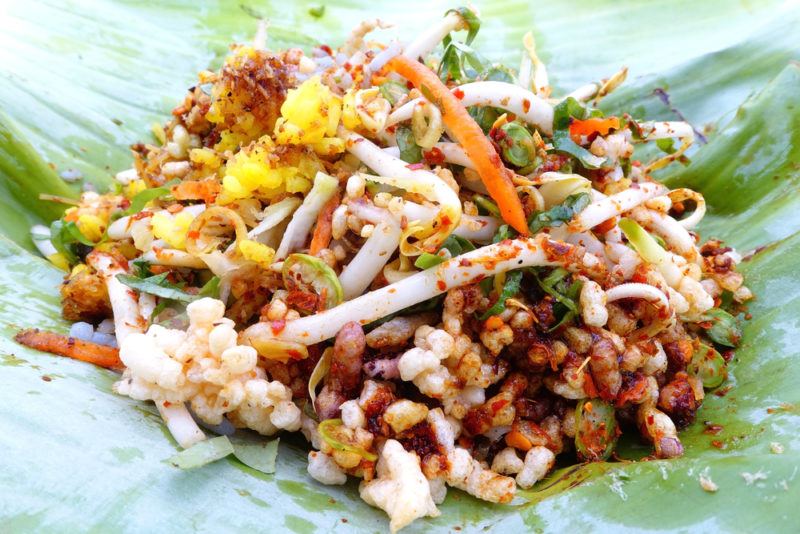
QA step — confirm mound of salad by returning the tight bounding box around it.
[19,7,751,532]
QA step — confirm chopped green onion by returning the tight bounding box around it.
[619,218,682,286]
[166,435,234,469]
[498,122,536,168]
[282,253,344,311]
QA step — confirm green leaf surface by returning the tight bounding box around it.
[167,435,235,469]
[231,435,281,475]
[1,1,799,532]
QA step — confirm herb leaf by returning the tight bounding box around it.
[550,97,606,168]
[444,6,481,44]
[395,126,422,163]
[166,436,234,469]
[480,270,523,319]
[528,192,591,234]
[116,273,195,302]
[414,234,476,269]
[230,434,280,475]
[124,179,179,216]
[49,220,96,264]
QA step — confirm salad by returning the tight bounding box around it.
[17,7,751,532]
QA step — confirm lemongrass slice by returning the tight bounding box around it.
[243,235,606,346]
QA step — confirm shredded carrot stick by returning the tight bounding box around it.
[569,116,620,144]
[14,328,123,371]
[384,56,529,235]
[309,192,341,255]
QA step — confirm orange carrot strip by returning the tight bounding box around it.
[384,56,529,236]
[309,192,341,255]
[569,116,620,144]
[14,328,123,371]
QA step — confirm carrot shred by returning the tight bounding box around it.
[14,328,123,371]
[568,116,620,144]
[384,56,529,235]
[309,192,341,255]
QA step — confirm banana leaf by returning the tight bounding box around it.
[1,1,799,531]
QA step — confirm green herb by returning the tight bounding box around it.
[395,126,422,163]
[656,138,676,154]
[498,122,536,167]
[379,81,409,106]
[131,258,152,278]
[116,273,195,302]
[166,436,234,469]
[124,179,179,216]
[528,192,590,234]
[438,40,489,83]
[230,435,280,475]
[414,234,476,269]
[472,194,501,217]
[550,97,606,169]
[468,106,500,133]
[480,270,523,319]
[308,5,325,18]
[481,65,515,83]
[697,308,742,347]
[444,6,481,44]
[198,276,221,299]
[532,267,583,331]
[492,224,517,243]
[49,219,96,264]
